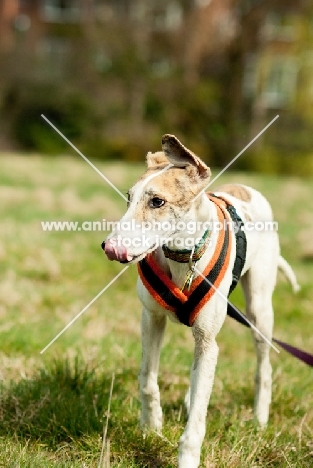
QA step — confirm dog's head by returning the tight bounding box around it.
[102,135,211,264]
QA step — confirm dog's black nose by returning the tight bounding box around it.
[101,241,105,250]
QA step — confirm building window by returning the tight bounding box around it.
[262,12,298,42]
[40,0,82,23]
[152,2,183,31]
[242,54,258,99]
[37,36,71,78]
[262,57,298,108]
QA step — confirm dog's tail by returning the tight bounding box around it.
[278,255,300,293]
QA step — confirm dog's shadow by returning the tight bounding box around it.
[0,357,177,467]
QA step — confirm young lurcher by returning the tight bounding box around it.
[102,135,299,468]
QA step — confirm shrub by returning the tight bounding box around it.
[12,85,91,154]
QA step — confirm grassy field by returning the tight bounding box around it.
[0,152,312,467]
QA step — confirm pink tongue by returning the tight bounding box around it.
[104,239,131,262]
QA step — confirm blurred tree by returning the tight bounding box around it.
[0,0,313,174]
[228,0,313,174]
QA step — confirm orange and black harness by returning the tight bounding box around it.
[137,193,247,327]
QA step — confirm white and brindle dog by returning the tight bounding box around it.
[102,135,298,468]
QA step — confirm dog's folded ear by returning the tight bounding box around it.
[146,151,168,167]
[161,134,210,180]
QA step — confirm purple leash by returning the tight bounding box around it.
[227,302,313,367]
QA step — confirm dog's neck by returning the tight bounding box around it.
[153,196,219,289]
[166,194,212,249]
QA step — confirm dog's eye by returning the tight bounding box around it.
[150,197,165,208]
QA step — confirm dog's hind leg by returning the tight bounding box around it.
[241,247,278,426]
[139,307,166,432]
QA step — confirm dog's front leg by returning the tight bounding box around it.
[139,307,166,433]
[179,326,219,468]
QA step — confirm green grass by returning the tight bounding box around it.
[0,152,312,467]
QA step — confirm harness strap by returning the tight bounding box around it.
[138,194,235,326]
[138,254,185,313]
[178,200,231,325]
[208,194,247,296]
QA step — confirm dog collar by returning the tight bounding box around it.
[162,229,211,263]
